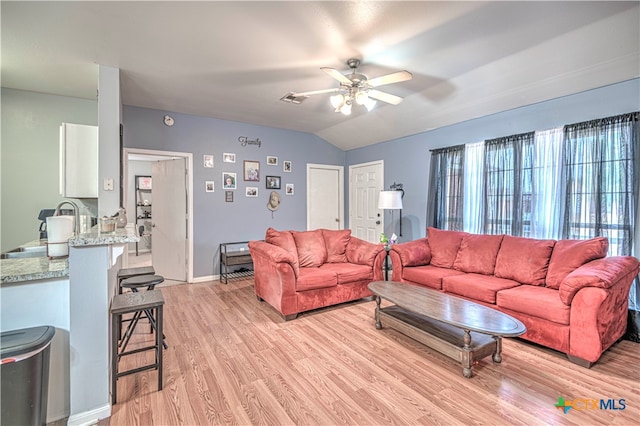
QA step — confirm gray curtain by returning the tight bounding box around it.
[563,112,639,341]
[427,145,465,231]
[483,132,534,236]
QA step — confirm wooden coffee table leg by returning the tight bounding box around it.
[375,296,382,329]
[462,329,473,378]
[492,336,502,363]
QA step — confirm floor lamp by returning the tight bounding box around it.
[378,184,404,280]
[378,183,404,237]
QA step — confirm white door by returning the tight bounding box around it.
[152,158,187,282]
[307,164,344,230]
[349,161,384,243]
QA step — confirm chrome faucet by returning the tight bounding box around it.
[54,200,81,235]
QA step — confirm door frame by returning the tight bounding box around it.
[124,148,194,283]
[306,163,344,230]
[348,160,384,238]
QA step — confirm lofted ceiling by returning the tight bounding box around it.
[2,1,638,151]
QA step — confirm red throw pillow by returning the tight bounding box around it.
[265,228,300,276]
[453,234,504,275]
[545,237,608,290]
[345,237,381,267]
[292,230,328,267]
[322,229,351,263]
[427,227,467,268]
[494,235,555,286]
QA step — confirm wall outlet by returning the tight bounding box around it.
[103,178,114,191]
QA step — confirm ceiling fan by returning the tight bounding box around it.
[284,58,413,115]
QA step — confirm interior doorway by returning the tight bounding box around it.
[124,148,194,283]
[307,164,344,230]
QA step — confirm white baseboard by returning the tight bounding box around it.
[66,404,111,426]
[191,274,217,283]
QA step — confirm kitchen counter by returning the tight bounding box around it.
[1,227,139,285]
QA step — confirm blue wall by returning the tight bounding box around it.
[123,106,344,278]
[346,78,640,242]
[123,79,639,279]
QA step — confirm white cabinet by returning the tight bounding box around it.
[59,123,98,198]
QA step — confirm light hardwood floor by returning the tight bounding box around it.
[107,277,640,425]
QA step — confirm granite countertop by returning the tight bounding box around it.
[1,227,139,285]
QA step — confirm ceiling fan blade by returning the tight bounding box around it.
[367,70,413,87]
[293,87,341,97]
[321,67,352,85]
[368,89,403,105]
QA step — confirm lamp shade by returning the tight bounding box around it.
[378,191,403,209]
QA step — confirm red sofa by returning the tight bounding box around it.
[249,228,386,320]
[389,227,640,367]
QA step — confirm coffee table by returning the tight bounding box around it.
[368,281,526,378]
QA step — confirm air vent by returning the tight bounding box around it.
[280,92,308,104]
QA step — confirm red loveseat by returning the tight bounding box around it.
[389,227,640,367]
[249,228,386,320]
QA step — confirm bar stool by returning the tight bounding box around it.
[117,266,155,294]
[119,274,168,350]
[116,266,156,340]
[111,289,164,404]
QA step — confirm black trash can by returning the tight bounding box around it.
[1,326,56,426]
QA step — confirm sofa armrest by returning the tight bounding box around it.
[559,256,640,305]
[248,240,298,316]
[390,238,431,267]
[346,237,385,267]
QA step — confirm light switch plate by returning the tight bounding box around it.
[104,178,114,191]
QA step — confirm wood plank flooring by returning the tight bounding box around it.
[108,278,640,425]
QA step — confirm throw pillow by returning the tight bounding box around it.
[427,227,467,268]
[453,234,505,275]
[265,228,300,276]
[494,235,555,286]
[292,230,328,267]
[322,229,351,263]
[545,237,608,290]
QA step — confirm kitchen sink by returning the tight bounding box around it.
[0,245,48,259]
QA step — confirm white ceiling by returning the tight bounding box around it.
[2,1,638,151]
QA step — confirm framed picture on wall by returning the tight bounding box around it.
[223,153,236,163]
[137,176,152,190]
[222,172,237,189]
[285,183,294,195]
[203,154,214,168]
[267,156,278,166]
[205,181,214,192]
[244,160,260,181]
[266,175,281,189]
[283,161,292,172]
[225,191,234,202]
[246,187,258,197]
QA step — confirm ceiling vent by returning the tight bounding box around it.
[280,92,308,104]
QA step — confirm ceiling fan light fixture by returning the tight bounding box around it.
[340,100,352,115]
[355,90,369,105]
[364,97,377,111]
[330,94,344,109]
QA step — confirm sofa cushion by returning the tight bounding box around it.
[346,237,380,267]
[320,263,373,284]
[265,227,300,276]
[292,230,328,267]
[453,234,504,275]
[442,273,520,304]
[322,229,351,263]
[402,265,466,290]
[497,286,570,325]
[494,235,555,286]
[427,227,467,268]
[296,268,338,291]
[545,237,608,290]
